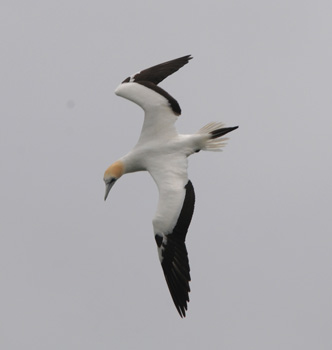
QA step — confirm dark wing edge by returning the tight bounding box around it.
[160,180,195,317]
[161,235,191,318]
[136,81,182,116]
[132,55,193,85]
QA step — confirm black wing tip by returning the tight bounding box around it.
[164,271,190,318]
[161,235,191,318]
[178,54,193,63]
[177,304,188,318]
[161,54,193,65]
[168,54,193,70]
[121,55,193,84]
[130,55,193,85]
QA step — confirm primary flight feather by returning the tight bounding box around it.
[104,55,238,317]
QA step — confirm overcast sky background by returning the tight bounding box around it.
[1,1,332,349]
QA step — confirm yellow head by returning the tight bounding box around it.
[103,160,124,200]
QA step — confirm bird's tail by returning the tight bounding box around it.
[196,122,238,151]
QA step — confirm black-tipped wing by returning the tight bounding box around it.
[154,180,195,317]
[124,55,192,85]
[119,55,192,116]
[161,235,191,318]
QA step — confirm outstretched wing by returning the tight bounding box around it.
[122,55,192,85]
[151,160,195,317]
[116,55,192,117]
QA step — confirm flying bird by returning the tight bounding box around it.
[104,55,238,317]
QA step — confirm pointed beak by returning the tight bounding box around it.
[104,179,116,201]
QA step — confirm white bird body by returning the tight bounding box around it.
[104,55,238,317]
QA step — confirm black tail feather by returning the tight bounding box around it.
[210,126,239,139]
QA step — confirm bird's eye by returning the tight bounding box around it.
[105,178,116,185]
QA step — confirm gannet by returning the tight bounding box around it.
[104,55,238,317]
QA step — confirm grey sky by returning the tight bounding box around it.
[1,1,332,349]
